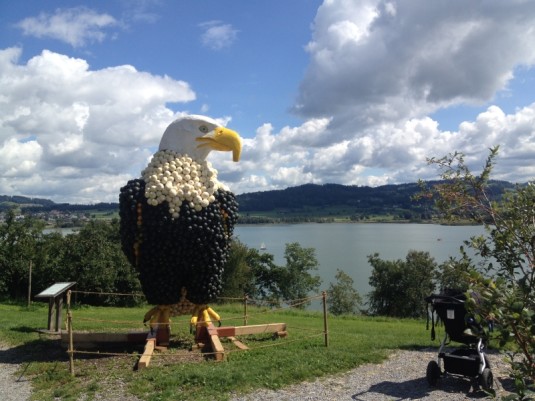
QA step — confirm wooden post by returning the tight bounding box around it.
[322,291,329,347]
[27,261,32,307]
[67,290,74,376]
[47,298,55,331]
[55,296,63,332]
[243,294,248,326]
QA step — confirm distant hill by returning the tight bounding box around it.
[0,195,116,214]
[234,180,516,223]
[2,180,517,222]
[237,182,427,211]
[0,195,55,210]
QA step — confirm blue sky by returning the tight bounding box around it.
[1,0,534,203]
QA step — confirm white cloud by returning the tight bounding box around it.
[16,7,118,47]
[211,100,535,195]
[0,47,196,202]
[199,21,238,50]
[0,138,42,177]
[296,0,535,125]
[249,0,535,191]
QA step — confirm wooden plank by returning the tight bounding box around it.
[222,323,287,336]
[228,336,249,350]
[215,326,236,337]
[138,338,155,368]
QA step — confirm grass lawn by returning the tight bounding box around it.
[1,301,436,401]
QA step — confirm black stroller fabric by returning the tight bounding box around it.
[426,291,483,344]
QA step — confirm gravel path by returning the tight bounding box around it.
[1,343,513,401]
[231,348,513,401]
[0,344,32,401]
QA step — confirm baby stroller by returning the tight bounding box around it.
[425,291,493,392]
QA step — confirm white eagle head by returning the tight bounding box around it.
[158,115,242,162]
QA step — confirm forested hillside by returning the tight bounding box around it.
[237,182,427,211]
[235,180,516,222]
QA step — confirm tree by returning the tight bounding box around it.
[246,249,285,307]
[240,242,322,308]
[220,240,254,299]
[367,250,436,318]
[0,210,45,299]
[327,269,362,315]
[422,146,535,397]
[279,242,322,308]
[367,254,403,316]
[31,231,69,298]
[60,220,141,306]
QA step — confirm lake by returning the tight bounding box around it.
[46,223,487,306]
[234,223,486,298]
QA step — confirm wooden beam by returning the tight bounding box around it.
[216,323,287,337]
[228,336,249,350]
[138,338,155,368]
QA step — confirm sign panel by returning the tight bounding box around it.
[35,282,76,298]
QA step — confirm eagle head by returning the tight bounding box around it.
[158,115,242,162]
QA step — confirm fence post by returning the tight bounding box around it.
[243,294,248,326]
[27,261,32,307]
[322,291,329,347]
[67,290,74,376]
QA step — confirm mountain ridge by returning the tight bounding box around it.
[1,180,517,218]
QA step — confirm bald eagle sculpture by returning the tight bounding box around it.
[119,115,241,331]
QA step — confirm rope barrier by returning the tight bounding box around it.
[70,290,145,297]
[68,288,323,308]
[74,315,194,326]
[216,296,244,301]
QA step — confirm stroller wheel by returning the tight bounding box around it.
[426,360,441,386]
[479,367,493,392]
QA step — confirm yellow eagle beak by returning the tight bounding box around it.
[196,126,242,162]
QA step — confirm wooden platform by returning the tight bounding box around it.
[62,322,287,368]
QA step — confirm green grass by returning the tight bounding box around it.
[1,301,436,401]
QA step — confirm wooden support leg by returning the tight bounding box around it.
[155,323,170,347]
[207,323,225,361]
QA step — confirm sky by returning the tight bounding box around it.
[1,0,535,204]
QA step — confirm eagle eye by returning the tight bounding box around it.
[198,125,210,134]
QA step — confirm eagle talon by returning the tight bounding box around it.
[190,304,221,331]
[143,305,171,332]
